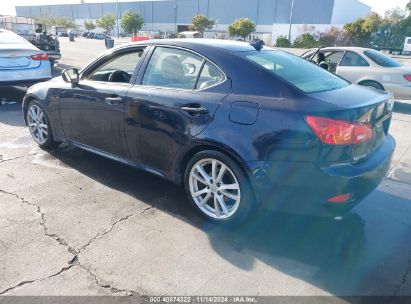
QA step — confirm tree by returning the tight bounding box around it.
[407,1,411,15]
[344,18,371,46]
[84,20,96,31]
[34,16,76,29]
[96,13,116,35]
[318,26,349,47]
[292,33,318,48]
[275,36,291,47]
[190,14,215,36]
[120,10,144,36]
[227,18,256,41]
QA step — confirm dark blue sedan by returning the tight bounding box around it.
[22,39,395,224]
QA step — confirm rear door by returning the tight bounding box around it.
[125,46,230,173]
[335,51,370,83]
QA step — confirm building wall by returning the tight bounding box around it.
[15,0,370,43]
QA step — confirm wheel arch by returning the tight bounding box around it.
[357,79,385,91]
[22,94,43,124]
[173,142,252,186]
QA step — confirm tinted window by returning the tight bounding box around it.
[196,62,224,90]
[340,51,369,67]
[0,31,27,44]
[142,47,204,90]
[86,49,145,82]
[364,50,402,67]
[242,50,349,93]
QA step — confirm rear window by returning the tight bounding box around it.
[0,31,27,44]
[240,50,349,93]
[364,50,402,67]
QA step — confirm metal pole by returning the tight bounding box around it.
[288,0,295,42]
[116,0,119,38]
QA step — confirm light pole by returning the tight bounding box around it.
[115,0,119,38]
[288,0,295,42]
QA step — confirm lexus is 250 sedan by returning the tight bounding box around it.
[23,39,395,224]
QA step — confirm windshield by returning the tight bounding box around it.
[364,50,402,67]
[240,50,349,93]
[0,31,28,44]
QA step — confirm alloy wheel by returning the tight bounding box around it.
[189,158,241,219]
[27,104,48,145]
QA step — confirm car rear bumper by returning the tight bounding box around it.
[246,135,395,217]
[383,83,411,99]
[0,62,51,87]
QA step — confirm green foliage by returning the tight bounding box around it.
[407,1,411,15]
[318,26,348,47]
[120,10,144,35]
[84,20,96,31]
[293,33,318,48]
[190,15,215,35]
[227,18,256,40]
[275,36,291,47]
[34,16,76,29]
[96,13,116,34]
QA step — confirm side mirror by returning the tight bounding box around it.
[62,68,79,86]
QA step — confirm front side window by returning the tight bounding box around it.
[241,50,349,93]
[142,47,204,90]
[339,51,369,67]
[86,49,145,83]
[364,50,402,68]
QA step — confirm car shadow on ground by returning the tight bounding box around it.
[42,142,411,296]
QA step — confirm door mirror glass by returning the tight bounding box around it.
[62,68,79,85]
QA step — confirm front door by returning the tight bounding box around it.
[59,48,146,158]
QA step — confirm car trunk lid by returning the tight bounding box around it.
[309,84,394,163]
[0,44,41,70]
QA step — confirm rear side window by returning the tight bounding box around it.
[364,50,402,67]
[196,62,224,90]
[339,51,369,67]
[241,50,349,93]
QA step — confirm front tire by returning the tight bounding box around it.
[184,150,255,224]
[26,100,56,149]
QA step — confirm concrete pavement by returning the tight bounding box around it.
[1,92,411,296]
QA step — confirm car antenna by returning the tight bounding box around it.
[250,39,265,51]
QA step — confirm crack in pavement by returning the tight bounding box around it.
[0,155,30,164]
[78,264,141,296]
[393,258,411,295]
[0,188,169,295]
[0,260,77,295]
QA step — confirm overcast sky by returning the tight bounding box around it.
[0,0,409,17]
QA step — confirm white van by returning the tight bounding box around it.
[403,37,411,54]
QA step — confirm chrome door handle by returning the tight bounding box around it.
[105,96,123,105]
[181,105,209,115]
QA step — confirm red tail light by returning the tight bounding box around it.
[327,193,352,203]
[404,75,411,82]
[305,116,373,145]
[30,53,49,61]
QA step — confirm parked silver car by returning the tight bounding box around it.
[0,29,51,86]
[302,47,411,99]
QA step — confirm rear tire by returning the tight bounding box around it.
[184,150,255,225]
[26,100,56,149]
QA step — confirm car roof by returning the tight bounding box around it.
[320,46,373,52]
[118,38,260,53]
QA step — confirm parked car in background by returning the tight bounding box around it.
[22,39,394,224]
[302,47,411,99]
[0,29,51,86]
[82,32,89,37]
[94,33,107,40]
[86,32,95,39]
